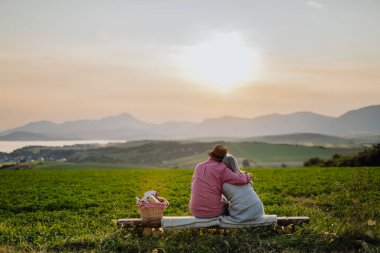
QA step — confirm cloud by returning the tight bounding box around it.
[306,1,324,9]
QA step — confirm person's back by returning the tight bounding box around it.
[189,145,251,218]
[189,159,227,218]
[221,155,265,222]
[222,183,264,222]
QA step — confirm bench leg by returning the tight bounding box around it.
[281,224,296,234]
[143,228,153,236]
[143,227,164,237]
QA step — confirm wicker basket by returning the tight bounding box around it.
[137,197,169,221]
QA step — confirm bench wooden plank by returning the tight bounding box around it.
[116,216,310,228]
[117,218,161,228]
[276,216,310,226]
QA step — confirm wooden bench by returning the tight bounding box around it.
[117,216,310,229]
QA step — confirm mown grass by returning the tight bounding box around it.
[0,165,379,252]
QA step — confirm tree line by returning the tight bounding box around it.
[304,143,380,167]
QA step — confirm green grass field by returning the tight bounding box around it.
[0,164,379,252]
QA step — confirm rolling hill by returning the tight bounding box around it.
[1,140,361,168]
[0,131,54,141]
[244,133,357,147]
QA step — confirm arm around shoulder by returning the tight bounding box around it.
[222,166,251,185]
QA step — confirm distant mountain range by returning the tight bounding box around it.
[1,104,380,142]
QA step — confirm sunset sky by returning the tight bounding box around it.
[1,0,380,131]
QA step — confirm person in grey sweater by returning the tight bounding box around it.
[222,155,265,222]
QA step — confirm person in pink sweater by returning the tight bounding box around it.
[189,144,251,218]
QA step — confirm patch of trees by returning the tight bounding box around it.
[0,146,78,162]
[304,144,380,167]
[242,159,251,168]
[0,152,8,160]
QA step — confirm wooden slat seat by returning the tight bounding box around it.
[116,216,310,229]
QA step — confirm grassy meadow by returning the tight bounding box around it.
[0,164,379,252]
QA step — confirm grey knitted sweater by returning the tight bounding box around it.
[222,183,264,222]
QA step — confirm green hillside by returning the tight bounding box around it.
[227,142,359,167]
[4,141,361,168]
[68,141,360,168]
[245,133,357,147]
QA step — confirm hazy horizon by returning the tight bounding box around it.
[1,0,380,131]
[1,103,379,132]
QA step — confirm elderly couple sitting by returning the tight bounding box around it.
[189,144,264,222]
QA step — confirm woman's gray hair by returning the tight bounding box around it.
[223,155,241,174]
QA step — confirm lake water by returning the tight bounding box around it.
[0,140,126,153]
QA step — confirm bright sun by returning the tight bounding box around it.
[180,32,259,90]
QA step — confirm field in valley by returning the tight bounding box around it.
[0,164,379,252]
[2,140,361,169]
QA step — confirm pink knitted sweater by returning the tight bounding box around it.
[189,158,251,218]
